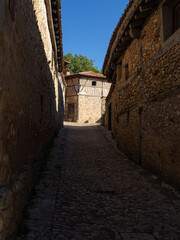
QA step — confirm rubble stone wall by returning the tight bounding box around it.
[0,0,64,239]
[105,8,180,188]
[78,95,102,123]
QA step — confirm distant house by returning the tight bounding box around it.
[65,71,111,123]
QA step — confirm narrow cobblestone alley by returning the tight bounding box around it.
[16,123,180,240]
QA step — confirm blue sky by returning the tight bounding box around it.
[61,0,129,71]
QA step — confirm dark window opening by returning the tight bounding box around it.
[173,2,180,32]
[125,63,129,81]
[112,72,117,83]
[161,0,180,41]
[9,0,15,21]
[68,103,75,119]
[92,81,96,86]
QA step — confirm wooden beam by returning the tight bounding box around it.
[54,23,58,28]
[117,58,122,65]
[121,35,131,42]
[117,39,128,48]
[52,9,58,14]
[112,71,117,84]
[134,11,151,20]
[129,27,141,39]
[139,3,155,12]
[111,63,117,70]
[125,30,130,36]
[111,52,118,62]
[116,46,122,53]
[129,20,143,28]
[145,0,155,3]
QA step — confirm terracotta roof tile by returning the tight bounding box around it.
[65,71,107,80]
[64,60,70,64]
[103,0,159,75]
[51,0,64,72]
[57,0,64,72]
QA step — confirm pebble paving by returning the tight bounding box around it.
[15,122,180,240]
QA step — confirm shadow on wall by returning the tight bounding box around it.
[0,0,64,239]
[82,117,102,124]
[56,76,65,129]
[96,117,102,124]
[64,123,101,129]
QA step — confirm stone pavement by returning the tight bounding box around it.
[15,123,180,240]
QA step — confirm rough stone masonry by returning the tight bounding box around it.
[0,0,65,239]
[15,123,180,240]
[103,0,180,189]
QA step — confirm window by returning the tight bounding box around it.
[117,64,122,82]
[9,0,15,21]
[92,81,96,86]
[112,72,117,83]
[173,2,180,32]
[0,0,4,33]
[161,0,180,42]
[125,63,129,81]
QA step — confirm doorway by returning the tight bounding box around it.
[68,103,75,121]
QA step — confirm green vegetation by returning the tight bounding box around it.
[64,53,102,74]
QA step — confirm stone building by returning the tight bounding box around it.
[0,0,66,238]
[103,0,180,188]
[65,71,111,123]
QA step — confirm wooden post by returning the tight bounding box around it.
[77,78,80,122]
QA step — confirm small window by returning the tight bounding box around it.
[9,0,15,21]
[117,64,122,82]
[173,2,180,32]
[161,0,180,42]
[92,81,96,86]
[125,63,129,81]
[0,0,5,33]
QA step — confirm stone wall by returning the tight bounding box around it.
[78,95,102,123]
[0,0,64,239]
[105,7,180,188]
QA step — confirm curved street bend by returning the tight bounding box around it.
[16,123,180,240]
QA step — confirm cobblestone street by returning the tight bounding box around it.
[16,123,180,240]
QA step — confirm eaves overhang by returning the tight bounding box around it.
[51,0,64,72]
[65,72,107,80]
[103,0,159,80]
